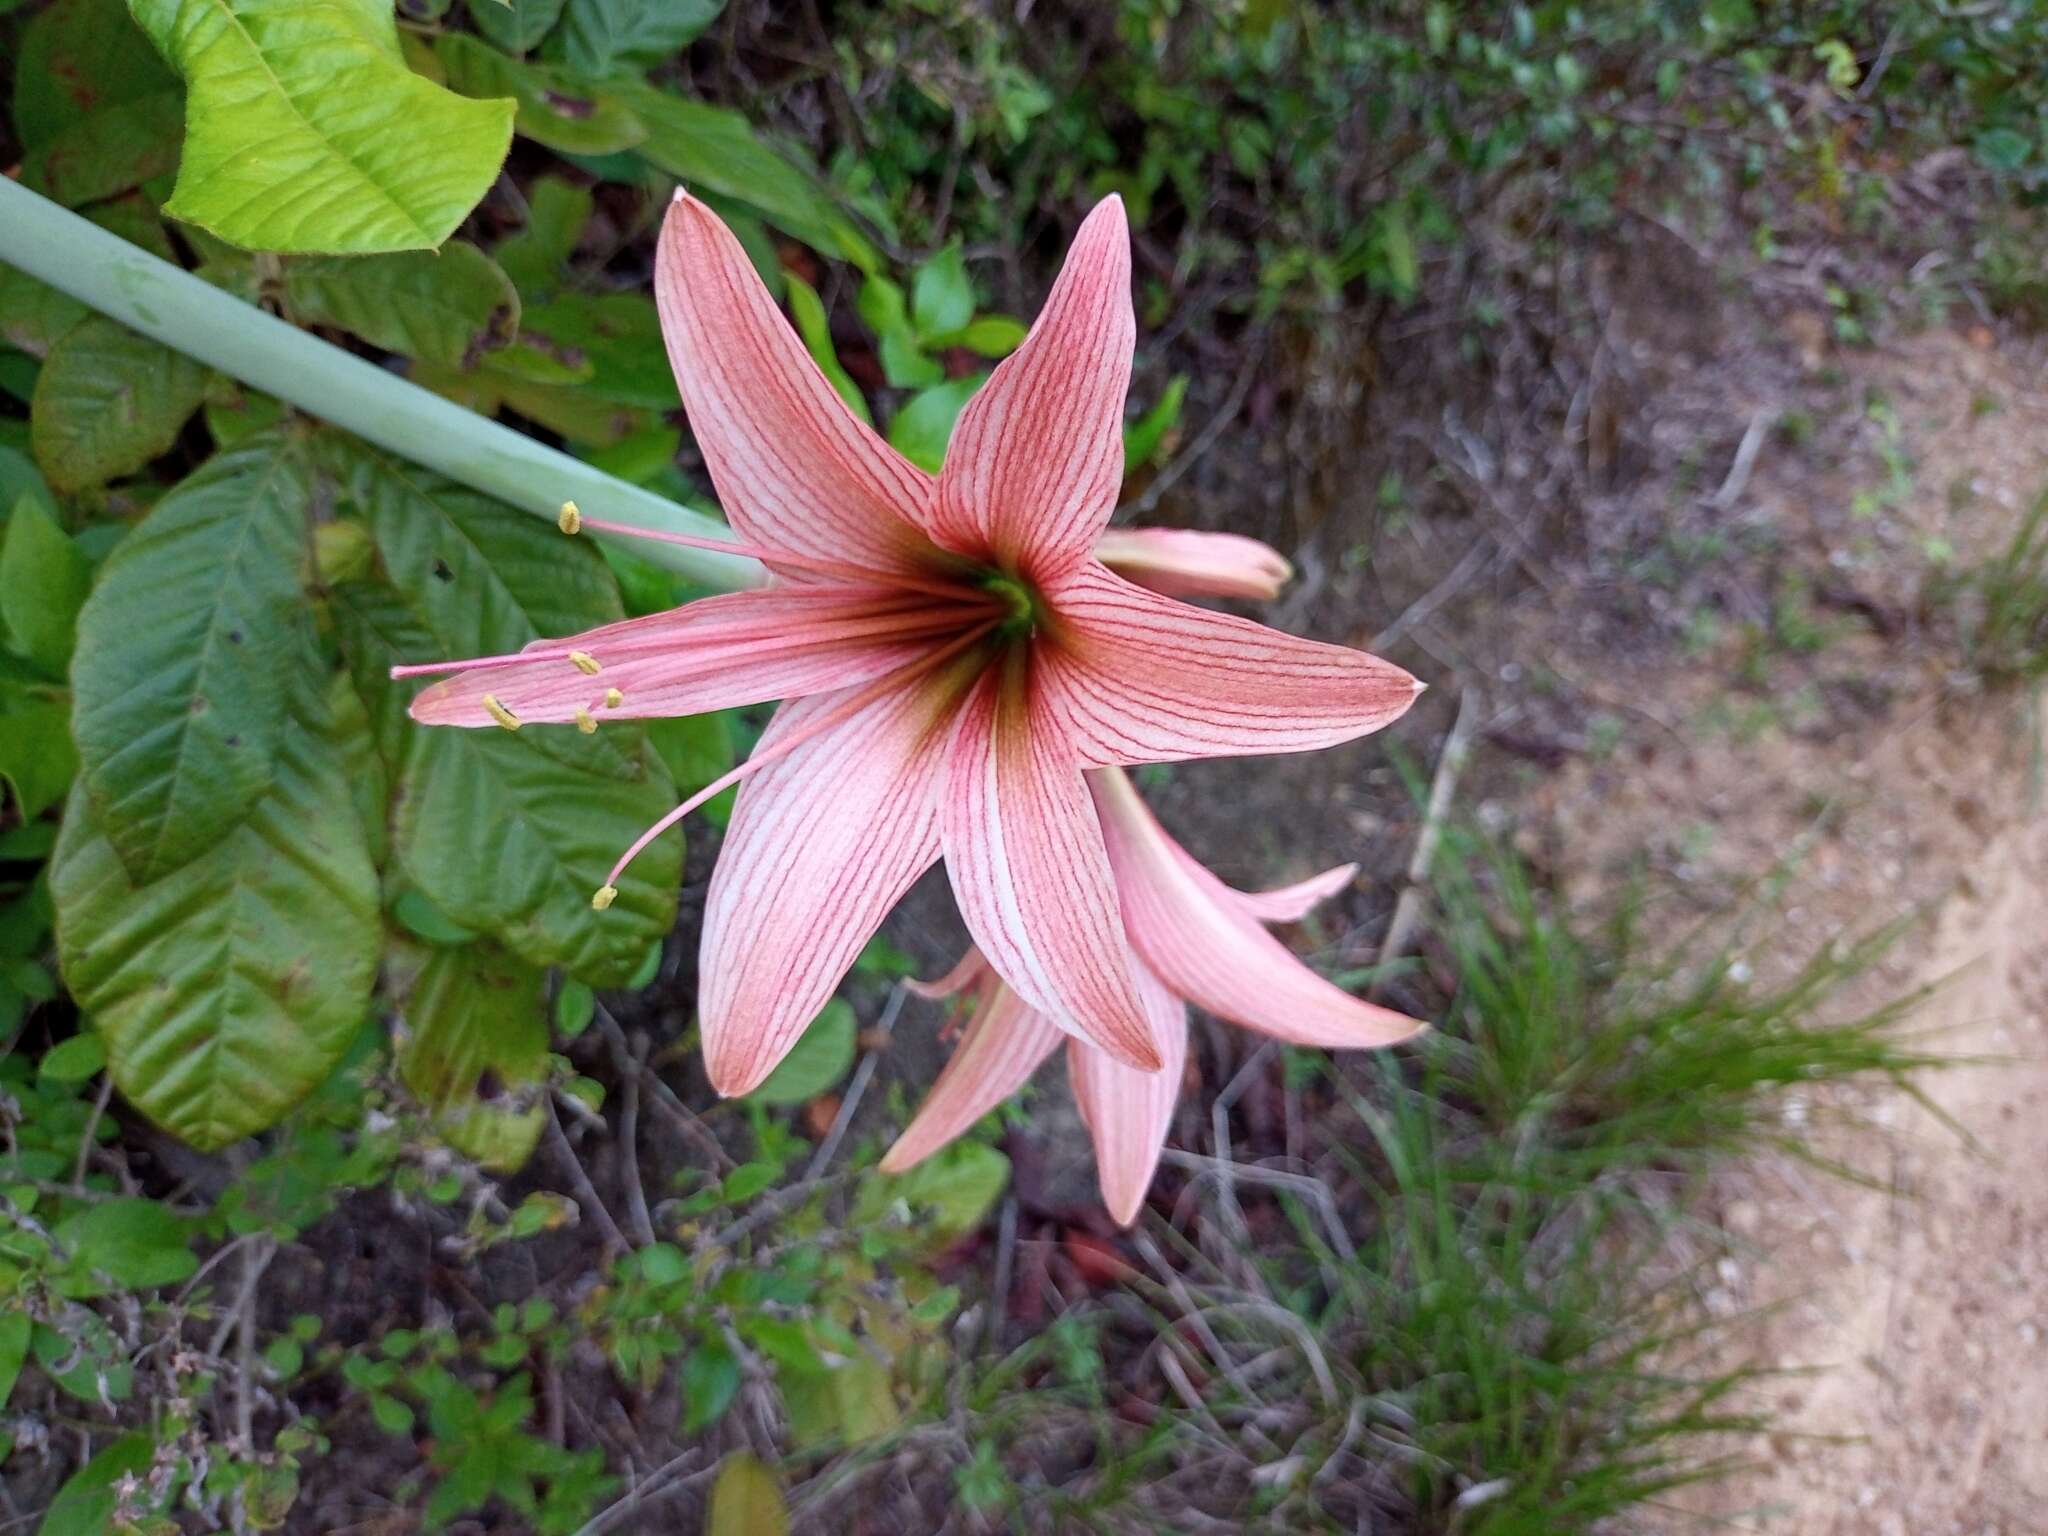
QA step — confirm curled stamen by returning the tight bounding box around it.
[568,512,989,604]
[569,650,601,675]
[483,694,521,731]
[574,706,598,734]
[559,501,582,535]
[594,619,999,897]
[389,593,1002,683]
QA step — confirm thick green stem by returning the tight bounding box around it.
[0,179,761,590]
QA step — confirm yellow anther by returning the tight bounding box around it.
[603,687,624,709]
[558,501,582,535]
[569,650,600,675]
[591,884,618,911]
[482,693,521,731]
[573,706,598,735]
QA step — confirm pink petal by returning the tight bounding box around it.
[1234,863,1358,924]
[1090,768,1424,1050]
[1069,958,1187,1226]
[1093,528,1293,601]
[656,194,942,580]
[941,663,1162,1072]
[697,676,958,1095]
[904,948,993,1002]
[929,197,1134,578]
[1043,563,1423,765]
[407,586,965,727]
[880,978,1061,1174]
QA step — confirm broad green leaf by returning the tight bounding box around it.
[516,293,676,408]
[326,448,679,983]
[19,91,185,207]
[614,82,875,267]
[1123,375,1188,472]
[70,432,315,882]
[396,940,548,1170]
[391,888,477,946]
[82,191,180,264]
[203,378,290,448]
[30,315,208,492]
[437,33,647,157]
[0,447,51,516]
[13,0,179,148]
[51,711,381,1150]
[856,1141,1010,1249]
[0,267,88,360]
[0,352,37,407]
[857,276,942,388]
[467,0,567,52]
[555,0,725,76]
[284,243,520,368]
[888,376,986,473]
[35,1432,160,1536]
[128,0,516,254]
[32,1315,134,1405]
[645,708,734,823]
[54,1197,198,1292]
[926,314,1027,358]
[1,496,92,676]
[0,1310,27,1407]
[747,998,855,1106]
[783,275,871,425]
[0,698,77,821]
[38,1032,105,1083]
[708,1453,788,1536]
[495,176,594,300]
[780,1354,899,1450]
[681,1338,740,1431]
[1976,126,2033,174]
[911,245,974,339]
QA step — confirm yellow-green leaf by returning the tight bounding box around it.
[708,1453,788,1536]
[128,0,516,254]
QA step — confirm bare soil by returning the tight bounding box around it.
[1517,323,2048,1532]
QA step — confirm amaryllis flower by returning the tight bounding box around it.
[394,190,1421,1096]
[882,765,1425,1224]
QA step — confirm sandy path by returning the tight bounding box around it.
[1521,324,2048,1531]
[1693,818,2048,1533]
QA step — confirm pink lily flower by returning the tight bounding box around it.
[882,764,1425,1225]
[394,191,1421,1096]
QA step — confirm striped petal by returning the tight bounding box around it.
[1234,863,1358,924]
[407,587,972,728]
[698,677,958,1095]
[1093,528,1293,601]
[1090,768,1423,1050]
[1043,563,1423,766]
[930,197,1134,578]
[941,661,1162,1072]
[904,948,993,1002]
[1069,959,1187,1226]
[656,194,941,580]
[880,971,1062,1174]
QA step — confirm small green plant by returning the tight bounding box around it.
[1946,490,2048,682]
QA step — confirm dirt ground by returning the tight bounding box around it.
[1523,323,2048,1532]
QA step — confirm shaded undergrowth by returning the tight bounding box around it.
[770,827,1949,1533]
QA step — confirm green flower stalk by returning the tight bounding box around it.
[0,178,760,591]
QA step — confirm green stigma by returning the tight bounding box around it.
[982,572,1039,635]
